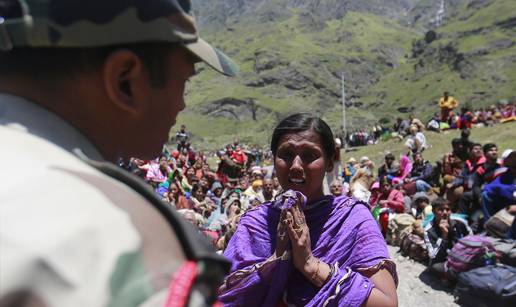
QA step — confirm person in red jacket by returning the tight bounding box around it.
[371,178,406,235]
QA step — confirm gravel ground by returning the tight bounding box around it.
[388,245,460,307]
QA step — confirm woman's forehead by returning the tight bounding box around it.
[277,130,323,148]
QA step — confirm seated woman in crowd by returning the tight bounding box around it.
[423,198,471,279]
[189,183,216,222]
[206,196,242,232]
[145,156,172,187]
[392,155,412,185]
[163,181,190,209]
[370,177,406,236]
[219,113,398,306]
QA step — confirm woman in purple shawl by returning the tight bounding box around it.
[219,114,398,306]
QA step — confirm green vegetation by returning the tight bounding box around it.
[177,0,516,149]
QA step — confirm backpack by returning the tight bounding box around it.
[487,237,516,266]
[386,213,416,246]
[446,235,498,274]
[455,264,516,307]
[485,209,514,238]
[400,233,428,262]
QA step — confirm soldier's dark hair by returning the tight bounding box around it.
[0,44,177,88]
[271,113,336,162]
[0,0,180,88]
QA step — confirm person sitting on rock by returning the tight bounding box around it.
[424,198,471,279]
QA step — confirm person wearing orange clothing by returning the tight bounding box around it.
[439,91,459,122]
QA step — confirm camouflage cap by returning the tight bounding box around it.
[0,0,237,76]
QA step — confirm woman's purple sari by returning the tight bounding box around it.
[219,195,397,306]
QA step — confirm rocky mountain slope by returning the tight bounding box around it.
[175,0,516,149]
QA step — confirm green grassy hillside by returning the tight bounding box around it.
[366,0,516,118]
[174,0,516,150]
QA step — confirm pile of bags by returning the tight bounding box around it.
[386,213,428,262]
[386,213,516,306]
[449,235,516,306]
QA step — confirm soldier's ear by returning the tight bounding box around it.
[102,50,147,115]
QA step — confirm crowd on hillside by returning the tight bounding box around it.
[342,93,516,149]
[127,123,516,244]
[121,113,515,303]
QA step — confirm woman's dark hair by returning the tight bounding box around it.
[191,183,205,197]
[270,113,336,161]
[168,181,182,195]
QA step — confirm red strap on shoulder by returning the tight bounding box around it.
[164,261,198,307]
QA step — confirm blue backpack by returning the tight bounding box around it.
[455,264,516,307]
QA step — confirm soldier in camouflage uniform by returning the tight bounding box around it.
[0,0,237,306]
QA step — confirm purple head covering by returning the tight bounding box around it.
[219,195,397,306]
